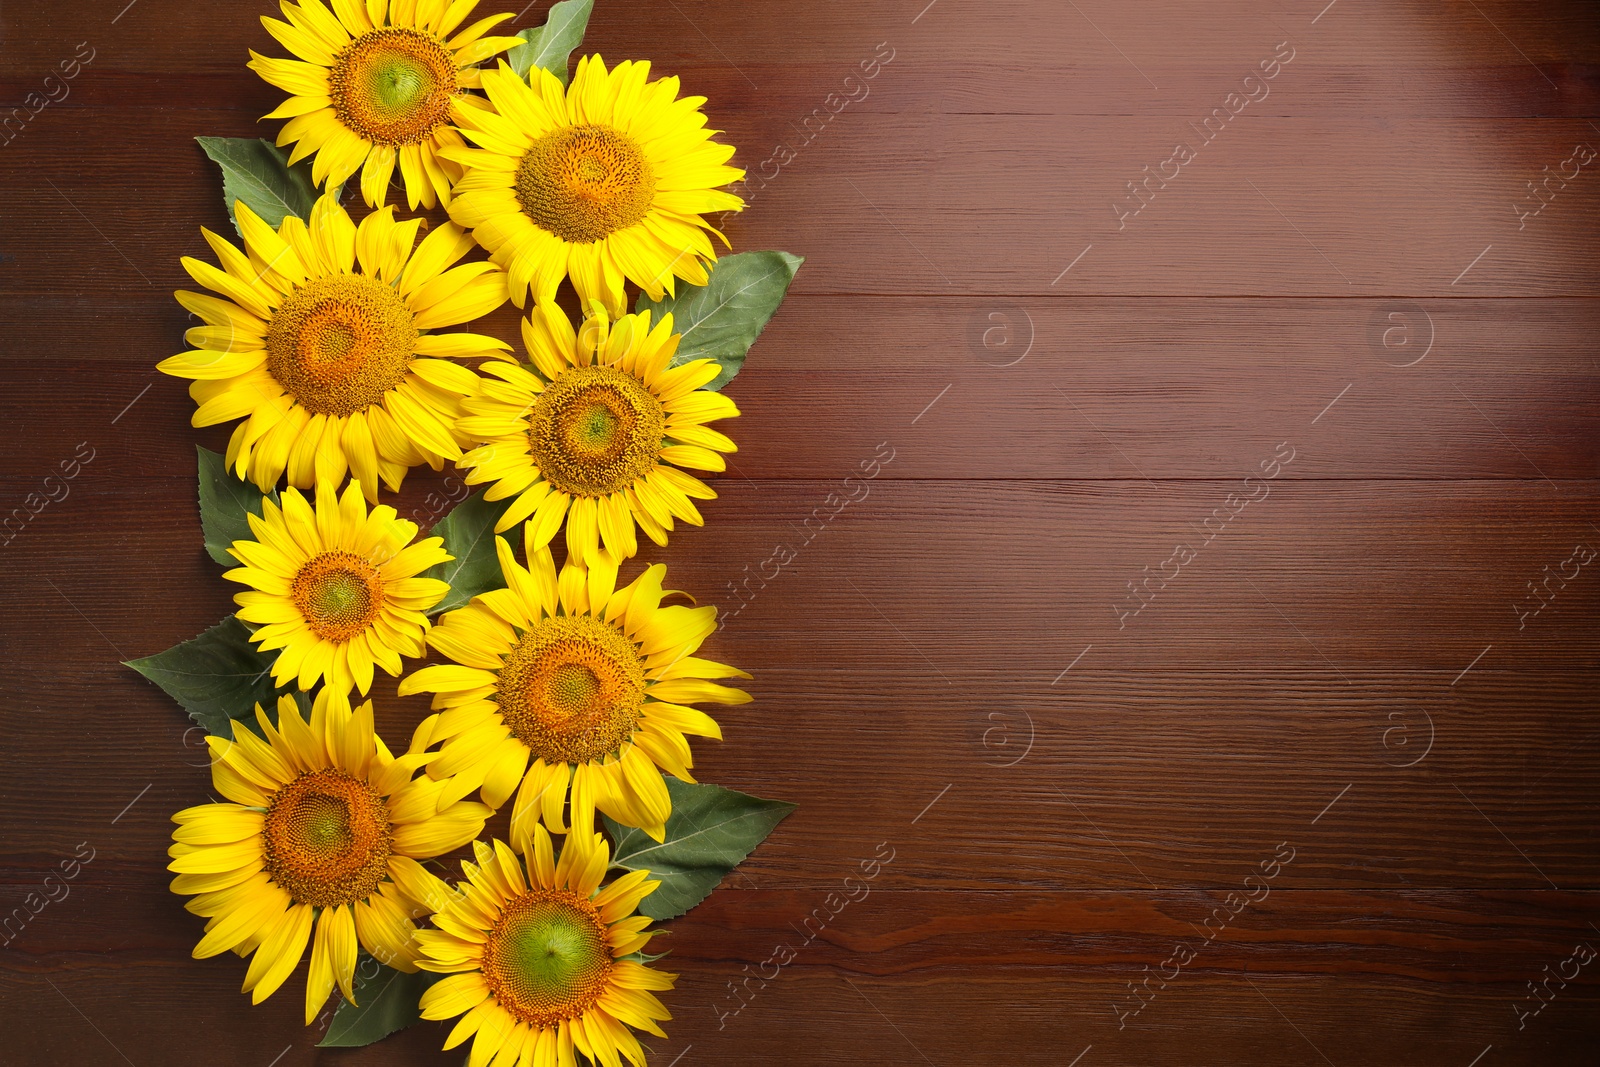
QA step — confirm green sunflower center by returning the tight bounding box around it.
[514,125,658,243]
[481,889,613,1027]
[329,27,458,146]
[549,661,603,710]
[495,614,645,766]
[525,365,664,497]
[373,57,430,111]
[292,551,386,642]
[266,274,417,417]
[578,405,619,447]
[263,768,393,908]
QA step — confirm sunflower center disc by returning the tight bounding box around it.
[292,551,386,642]
[496,614,644,765]
[525,365,663,497]
[548,661,603,716]
[266,274,417,417]
[514,124,657,243]
[482,889,613,1027]
[329,28,458,145]
[263,768,393,907]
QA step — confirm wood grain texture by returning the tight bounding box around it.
[2,0,1598,1064]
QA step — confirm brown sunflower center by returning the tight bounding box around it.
[328,27,458,146]
[514,125,657,243]
[481,888,613,1027]
[262,768,392,907]
[495,614,645,765]
[266,274,417,417]
[292,551,385,642]
[526,365,663,497]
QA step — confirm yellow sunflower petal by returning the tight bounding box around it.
[242,902,316,1002]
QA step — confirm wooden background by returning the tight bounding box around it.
[3,0,1599,1063]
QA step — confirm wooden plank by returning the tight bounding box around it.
[3,0,1599,118]
[3,292,1599,480]
[3,887,1597,1064]
[3,666,1597,887]
[5,110,1600,296]
[3,478,1599,666]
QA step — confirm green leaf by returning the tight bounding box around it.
[125,616,278,740]
[508,0,593,84]
[318,958,439,1048]
[424,490,514,614]
[635,251,803,391]
[195,136,321,233]
[604,777,795,920]
[198,446,276,566]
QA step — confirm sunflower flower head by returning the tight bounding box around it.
[168,690,493,1023]
[249,0,523,208]
[416,825,674,1067]
[227,478,452,699]
[157,193,511,499]
[446,54,745,315]
[457,301,739,566]
[398,525,751,842]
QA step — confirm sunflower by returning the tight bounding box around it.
[168,690,492,1023]
[416,826,674,1067]
[398,527,750,841]
[456,302,739,566]
[249,0,522,209]
[445,54,745,315]
[227,478,451,699]
[157,194,510,500]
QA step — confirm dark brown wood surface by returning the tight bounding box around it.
[3,0,1599,1063]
